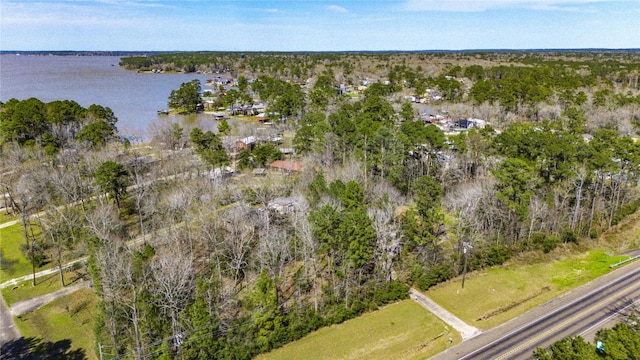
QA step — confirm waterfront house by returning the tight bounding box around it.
[270,160,303,172]
[235,136,257,151]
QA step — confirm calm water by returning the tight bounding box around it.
[0,55,238,139]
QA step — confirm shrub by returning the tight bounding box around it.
[350,300,366,315]
[372,280,410,305]
[486,244,512,266]
[531,233,560,253]
[542,235,560,253]
[417,264,452,290]
[560,229,579,244]
[331,305,352,324]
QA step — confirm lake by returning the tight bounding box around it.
[0,54,246,140]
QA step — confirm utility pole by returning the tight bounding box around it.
[461,242,472,289]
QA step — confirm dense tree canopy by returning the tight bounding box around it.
[168,79,203,113]
[93,160,131,209]
[0,98,117,149]
[189,128,229,168]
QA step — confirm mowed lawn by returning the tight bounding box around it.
[257,299,458,360]
[15,288,98,360]
[0,223,46,282]
[2,264,90,306]
[426,250,629,329]
[0,213,17,224]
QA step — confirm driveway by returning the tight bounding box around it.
[0,293,20,346]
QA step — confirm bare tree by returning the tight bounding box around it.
[94,235,127,355]
[293,203,321,311]
[84,198,122,245]
[151,244,194,350]
[38,204,82,286]
[118,249,150,360]
[368,203,402,281]
[219,204,257,287]
[149,117,188,151]
[8,168,52,285]
[256,220,290,300]
[527,195,550,241]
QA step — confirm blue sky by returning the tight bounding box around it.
[1,0,638,51]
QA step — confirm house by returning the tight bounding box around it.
[206,166,233,179]
[251,103,265,115]
[270,160,303,172]
[267,197,296,214]
[455,118,488,130]
[235,136,257,151]
[470,118,487,129]
[229,105,243,116]
[202,100,216,111]
[457,119,472,129]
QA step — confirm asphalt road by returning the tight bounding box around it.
[0,293,20,346]
[433,260,640,360]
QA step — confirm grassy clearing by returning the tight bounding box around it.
[426,250,628,329]
[0,212,17,224]
[15,288,98,360]
[0,223,48,282]
[257,300,459,360]
[1,264,90,306]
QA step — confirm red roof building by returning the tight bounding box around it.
[270,160,303,172]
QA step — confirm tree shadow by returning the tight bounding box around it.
[0,250,19,276]
[1,336,86,360]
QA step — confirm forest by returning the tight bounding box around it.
[2,50,640,359]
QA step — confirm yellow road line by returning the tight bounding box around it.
[494,280,640,360]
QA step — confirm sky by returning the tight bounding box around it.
[1,0,639,51]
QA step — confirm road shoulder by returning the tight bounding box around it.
[429,259,640,360]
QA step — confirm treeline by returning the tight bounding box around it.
[120,50,640,92]
[0,98,118,152]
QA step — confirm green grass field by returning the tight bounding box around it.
[257,300,459,360]
[2,265,90,306]
[426,250,629,329]
[14,288,98,360]
[0,223,47,282]
[0,212,17,224]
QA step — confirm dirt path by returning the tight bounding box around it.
[9,281,91,316]
[0,219,19,229]
[410,288,482,340]
[0,257,88,290]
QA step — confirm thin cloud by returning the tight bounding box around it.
[326,5,349,13]
[0,1,162,26]
[404,0,615,12]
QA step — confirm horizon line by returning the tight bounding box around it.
[2,48,640,54]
